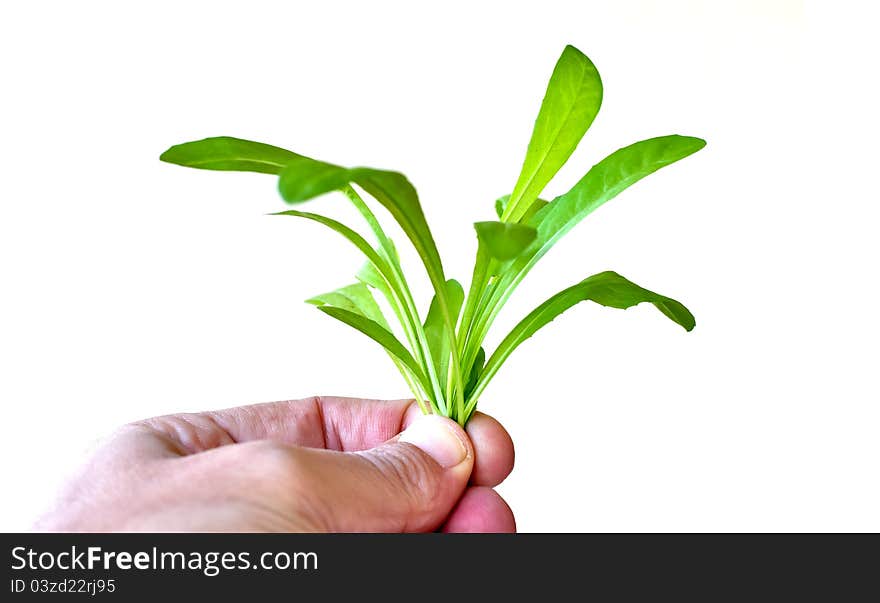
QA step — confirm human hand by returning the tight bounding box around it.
[34,397,516,532]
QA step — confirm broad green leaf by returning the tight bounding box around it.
[474,221,538,262]
[504,45,603,223]
[471,271,694,401]
[424,279,464,383]
[307,282,390,329]
[315,306,428,392]
[159,136,302,175]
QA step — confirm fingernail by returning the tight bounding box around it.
[399,415,468,468]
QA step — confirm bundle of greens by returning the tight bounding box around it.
[160,45,705,426]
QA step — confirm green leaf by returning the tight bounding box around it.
[470,271,694,402]
[315,306,428,392]
[159,136,302,175]
[307,282,390,329]
[529,135,707,252]
[504,45,603,222]
[423,279,464,383]
[474,221,538,262]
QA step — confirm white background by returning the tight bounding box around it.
[1,1,877,531]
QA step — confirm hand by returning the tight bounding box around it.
[34,397,516,532]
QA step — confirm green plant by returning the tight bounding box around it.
[160,45,705,426]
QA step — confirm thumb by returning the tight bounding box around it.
[289,415,473,532]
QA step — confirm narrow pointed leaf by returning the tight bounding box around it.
[505,45,603,222]
[159,136,302,175]
[473,271,694,399]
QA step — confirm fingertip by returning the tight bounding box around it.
[441,487,516,533]
[466,412,515,487]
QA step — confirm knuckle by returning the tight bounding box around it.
[361,443,441,509]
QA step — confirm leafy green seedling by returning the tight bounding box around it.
[160,45,705,425]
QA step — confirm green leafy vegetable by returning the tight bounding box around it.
[160,44,705,425]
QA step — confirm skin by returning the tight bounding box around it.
[34,396,516,533]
